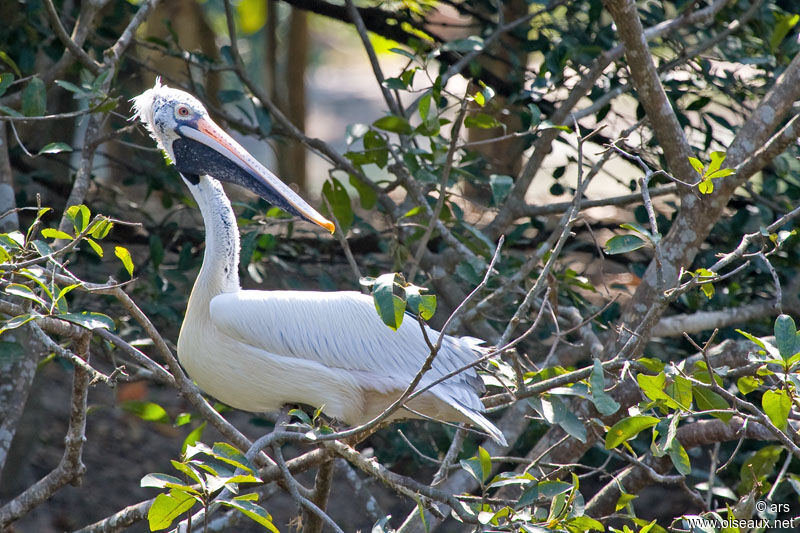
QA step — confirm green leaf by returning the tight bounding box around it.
[181,421,206,456]
[707,168,735,179]
[121,401,170,424]
[667,440,692,475]
[615,492,638,511]
[211,442,255,473]
[739,445,783,494]
[363,130,388,168]
[349,175,377,210]
[383,77,407,90]
[405,285,436,321]
[604,234,647,254]
[88,218,113,239]
[54,283,81,313]
[218,497,280,532]
[774,314,798,360]
[692,386,732,422]
[707,151,727,175]
[664,375,693,411]
[0,313,37,334]
[372,273,406,330]
[373,115,413,135]
[58,311,115,331]
[66,204,91,233]
[590,358,620,415]
[771,13,800,53]
[37,142,72,156]
[604,415,660,449]
[698,178,714,194]
[736,376,761,395]
[0,72,14,98]
[21,77,46,117]
[148,490,197,531]
[85,237,103,257]
[460,456,487,485]
[637,372,672,404]
[181,422,206,456]
[5,284,48,308]
[528,395,586,442]
[40,228,73,240]
[736,329,767,351]
[171,460,204,487]
[489,174,513,206]
[321,178,353,232]
[418,93,432,121]
[115,246,134,277]
[464,112,501,129]
[0,51,21,77]
[762,389,791,430]
[55,79,87,95]
[564,516,605,532]
[140,473,186,489]
[0,105,23,118]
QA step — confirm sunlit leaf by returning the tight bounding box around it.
[218,496,280,532]
[604,415,660,449]
[115,246,134,277]
[373,115,413,135]
[40,228,73,240]
[762,389,791,430]
[372,273,406,330]
[147,490,196,531]
[698,178,714,194]
[58,311,115,330]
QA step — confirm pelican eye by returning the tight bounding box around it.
[176,105,191,117]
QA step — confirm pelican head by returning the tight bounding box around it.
[132,79,334,233]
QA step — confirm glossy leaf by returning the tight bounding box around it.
[605,415,660,449]
[218,497,280,532]
[148,490,196,531]
[372,273,406,330]
[37,142,73,155]
[115,246,134,277]
[604,234,647,254]
[58,311,115,331]
[211,442,254,473]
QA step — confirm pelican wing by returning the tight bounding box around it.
[208,290,486,404]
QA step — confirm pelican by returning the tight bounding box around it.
[131,80,506,445]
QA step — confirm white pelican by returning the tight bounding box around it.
[131,80,506,445]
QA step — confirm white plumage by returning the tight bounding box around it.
[132,81,506,445]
